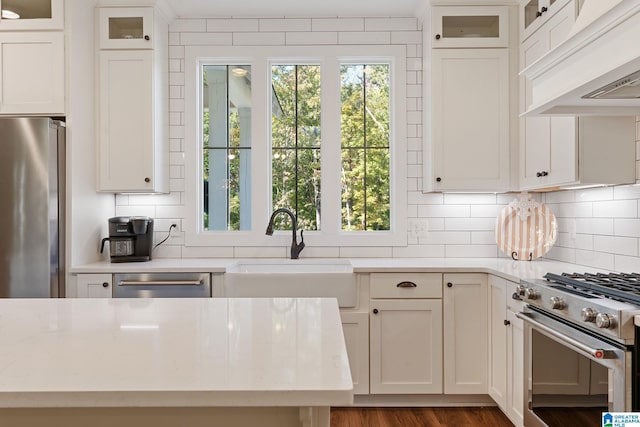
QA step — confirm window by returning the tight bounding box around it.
[340,64,390,231]
[202,65,252,231]
[185,46,406,247]
[271,64,322,231]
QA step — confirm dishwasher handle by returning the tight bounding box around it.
[118,280,203,287]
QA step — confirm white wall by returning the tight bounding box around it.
[113,15,640,268]
[66,0,114,267]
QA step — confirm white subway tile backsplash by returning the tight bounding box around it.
[445,245,497,258]
[180,32,233,46]
[233,32,286,45]
[115,205,156,218]
[155,204,186,219]
[260,19,311,32]
[182,246,234,258]
[613,184,640,200]
[543,191,575,204]
[471,231,495,245]
[418,204,470,218]
[594,235,638,256]
[575,218,614,235]
[298,247,341,258]
[234,246,287,258]
[129,193,181,206]
[546,246,576,264]
[393,245,445,258]
[409,192,443,205]
[312,18,364,32]
[575,250,615,271]
[364,17,418,31]
[169,179,185,192]
[445,218,495,231]
[593,200,638,218]
[614,219,640,237]
[207,19,259,32]
[339,246,393,258]
[169,19,206,33]
[421,231,470,245]
[575,186,613,202]
[427,218,445,231]
[338,31,390,44]
[614,254,640,272]
[391,31,422,44]
[444,193,497,205]
[286,32,338,45]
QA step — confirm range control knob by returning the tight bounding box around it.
[516,284,526,296]
[549,296,566,310]
[596,313,615,329]
[525,288,539,300]
[581,307,597,322]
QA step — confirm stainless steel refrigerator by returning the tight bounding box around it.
[0,118,65,297]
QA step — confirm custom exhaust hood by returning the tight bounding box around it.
[521,0,640,115]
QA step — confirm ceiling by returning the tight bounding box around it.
[168,0,426,18]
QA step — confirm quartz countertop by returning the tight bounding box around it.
[0,298,353,408]
[70,257,597,283]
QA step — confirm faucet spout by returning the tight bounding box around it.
[266,208,305,259]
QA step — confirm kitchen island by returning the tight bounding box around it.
[0,298,352,427]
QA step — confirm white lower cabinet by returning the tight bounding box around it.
[75,274,113,298]
[443,273,488,394]
[489,275,524,427]
[369,273,443,394]
[340,311,370,395]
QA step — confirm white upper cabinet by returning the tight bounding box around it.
[430,48,510,192]
[432,6,509,48]
[0,32,64,114]
[520,0,571,41]
[99,7,154,50]
[0,0,64,30]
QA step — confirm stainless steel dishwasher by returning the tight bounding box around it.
[113,273,211,298]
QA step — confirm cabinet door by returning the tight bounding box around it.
[0,0,64,30]
[432,6,508,48]
[488,276,507,410]
[76,274,113,298]
[0,32,64,114]
[507,308,524,427]
[443,273,488,394]
[98,50,155,192]
[340,311,370,395]
[99,7,154,50]
[370,299,443,394]
[431,49,509,192]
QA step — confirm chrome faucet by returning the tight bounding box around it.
[266,208,305,259]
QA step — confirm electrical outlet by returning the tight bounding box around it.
[408,218,429,238]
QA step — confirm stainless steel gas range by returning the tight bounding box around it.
[517,272,640,427]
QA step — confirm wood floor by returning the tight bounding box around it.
[330,407,513,427]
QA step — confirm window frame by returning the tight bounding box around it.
[184,45,407,248]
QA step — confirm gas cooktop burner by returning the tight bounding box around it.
[544,272,640,305]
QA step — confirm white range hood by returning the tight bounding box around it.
[521,0,640,115]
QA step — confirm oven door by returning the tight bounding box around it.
[517,309,632,427]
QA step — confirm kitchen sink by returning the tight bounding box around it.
[224,259,356,307]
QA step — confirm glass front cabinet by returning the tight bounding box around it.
[432,6,509,48]
[520,0,569,41]
[99,7,154,49]
[0,0,64,30]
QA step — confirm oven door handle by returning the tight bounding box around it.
[516,312,617,360]
[118,280,203,287]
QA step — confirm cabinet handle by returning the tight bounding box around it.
[446,282,453,288]
[504,319,511,326]
[373,308,379,314]
[536,171,542,177]
[144,177,150,183]
[541,171,548,177]
[541,6,548,13]
[144,35,150,41]
[436,177,442,182]
[435,34,441,40]
[397,281,417,288]
[536,10,543,17]
[102,282,109,288]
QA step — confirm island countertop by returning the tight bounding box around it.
[0,298,353,409]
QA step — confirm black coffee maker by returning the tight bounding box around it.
[100,217,154,262]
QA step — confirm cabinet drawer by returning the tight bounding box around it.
[370,273,442,299]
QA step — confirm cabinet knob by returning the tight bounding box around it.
[373,308,379,314]
[436,177,442,182]
[102,282,109,288]
[435,34,441,40]
[144,35,150,41]
[504,319,511,326]
[541,6,548,13]
[536,10,543,17]
[541,171,548,177]
[446,282,453,288]
[144,177,150,183]
[536,171,542,177]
